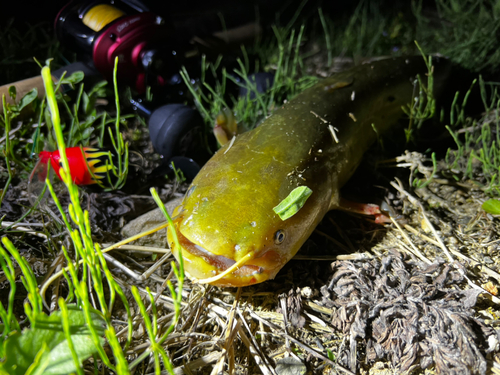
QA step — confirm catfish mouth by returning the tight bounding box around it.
[174,226,265,278]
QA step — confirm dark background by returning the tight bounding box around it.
[0,0,364,84]
[1,0,361,27]
[1,0,436,86]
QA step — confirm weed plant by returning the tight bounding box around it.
[319,0,415,62]
[180,24,319,143]
[414,0,500,72]
[0,20,63,83]
[445,77,500,195]
[0,60,185,374]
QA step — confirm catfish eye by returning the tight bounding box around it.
[274,230,285,245]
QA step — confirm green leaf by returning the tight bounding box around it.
[81,126,95,142]
[59,71,84,86]
[25,342,50,375]
[0,305,106,375]
[82,91,91,115]
[326,348,335,361]
[8,86,16,101]
[482,199,500,215]
[17,88,38,111]
[273,186,313,221]
[87,80,108,98]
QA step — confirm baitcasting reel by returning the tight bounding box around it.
[55,0,177,93]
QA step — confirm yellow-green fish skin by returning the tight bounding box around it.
[168,57,452,287]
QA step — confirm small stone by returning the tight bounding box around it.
[120,197,183,247]
[483,256,494,264]
[300,286,316,299]
[275,357,306,375]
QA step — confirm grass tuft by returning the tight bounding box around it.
[414,0,500,71]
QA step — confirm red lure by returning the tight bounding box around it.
[34,147,114,186]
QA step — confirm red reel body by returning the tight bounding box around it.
[55,1,172,93]
[92,11,168,92]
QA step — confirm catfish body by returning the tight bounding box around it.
[167,57,452,287]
